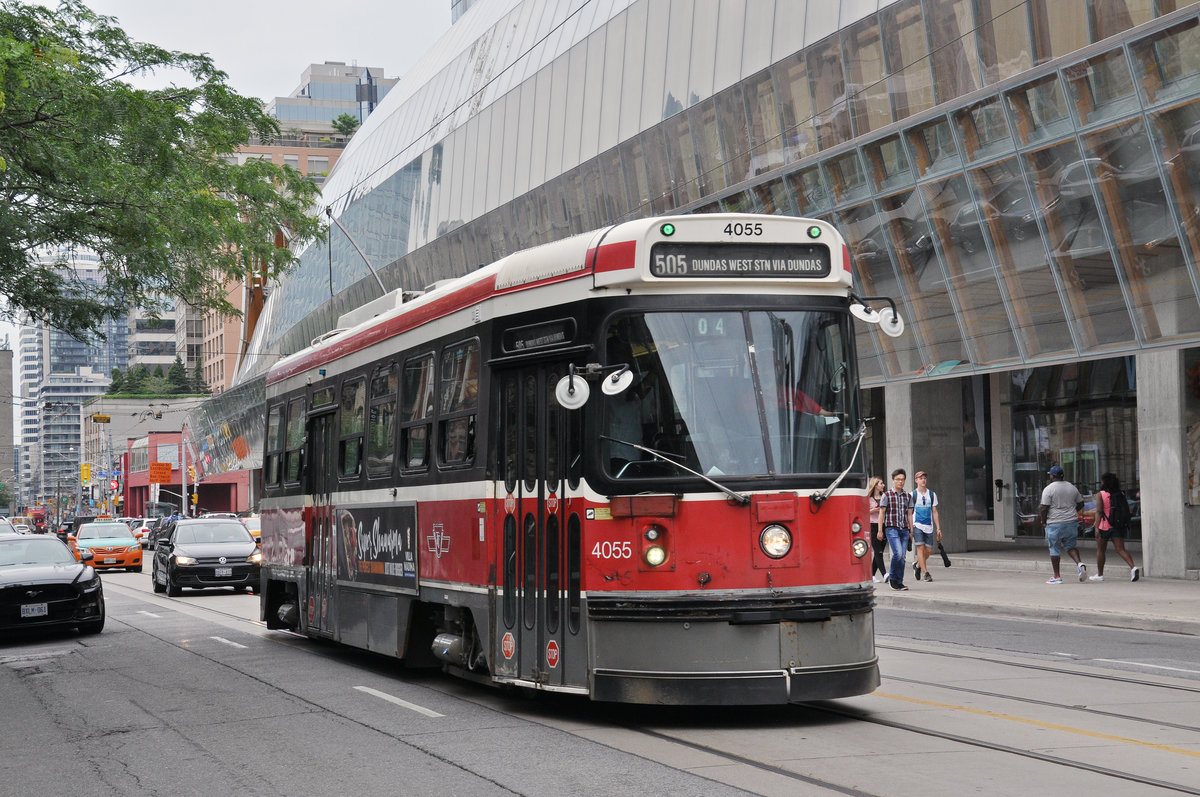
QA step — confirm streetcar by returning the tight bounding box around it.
[258,213,904,705]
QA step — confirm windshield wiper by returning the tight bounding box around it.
[809,418,871,509]
[600,435,750,505]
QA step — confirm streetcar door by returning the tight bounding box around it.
[495,362,583,689]
[305,408,337,637]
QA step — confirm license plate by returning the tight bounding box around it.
[104,558,117,564]
[21,603,48,618]
[215,567,232,578]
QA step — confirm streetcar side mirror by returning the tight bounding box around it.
[849,294,905,338]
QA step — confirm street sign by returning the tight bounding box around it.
[109,480,118,491]
[91,414,111,423]
[148,462,172,483]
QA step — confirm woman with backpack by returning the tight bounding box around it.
[1091,472,1141,582]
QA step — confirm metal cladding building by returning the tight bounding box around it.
[193,0,1200,578]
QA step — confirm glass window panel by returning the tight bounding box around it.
[640,0,669,130]
[743,69,785,177]
[926,0,981,103]
[640,126,675,214]
[906,117,963,179]
[561,40,589,169]
[771,53,817,165]
[688,98,726,197]
[1066,50,1138,127]
[479,104,501,213]
[512,83,535,198]
[864,135,913,193]
[597,11,627,153]
[838,200,924,376]
[528,70,552,190]
[714,85,751,186]
[619,136,652,215]
[1006,74,1073,145]
[662,112,700,205]
[713,0,745,91]
[578,28,607,162]
[843,17,891,136]
[824,151,870,205]
[741,0,774,77]
[1131,18,1200,108]
[807,39,851,149]
[545,56,569,179]
[599,148,627,221]
[978,0,1033,85]
[1084,120,1200,342]
[881,0,934,121]
[1034,0,1088,62]
[688,0,720,104]
[920,175,1020,366]
[618,1,647,144]
[787,165,832,216]
[751,176,794,216]
[577,157,606,228]
[803,0,839,46]
[661,0,692,120]
[771,0,805,63]
[955,98,1014,162]
[1022,141,1134,350]
[340,380,366,436]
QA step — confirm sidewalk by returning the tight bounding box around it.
[871,543,1200,636]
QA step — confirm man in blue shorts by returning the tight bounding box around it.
[1038,465,1086,584]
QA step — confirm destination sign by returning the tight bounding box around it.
[650,243,831,279]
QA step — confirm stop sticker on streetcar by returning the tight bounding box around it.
[502,631,515,660]
[650,242,831,278]
[546,640,560,669]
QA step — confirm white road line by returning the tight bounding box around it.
[1094,658,1200,675]
[137,610,162,618]
[210,636,248,649]
[353,685,444,717]
[1049,652,1075,657]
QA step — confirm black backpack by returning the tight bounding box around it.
[1105,490,1132,530]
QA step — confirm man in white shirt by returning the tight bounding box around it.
[1038,465,1086,584]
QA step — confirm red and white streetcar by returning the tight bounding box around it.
[259,213,903,705]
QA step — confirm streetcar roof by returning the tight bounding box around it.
[268,214,850,388]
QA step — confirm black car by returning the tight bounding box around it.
[0,533,105,634]
[152,518,261,596]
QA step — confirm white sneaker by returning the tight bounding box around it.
[1077,563,1087,582]
[871,574,882,583]
[1088,574,1104,582]
[1131,567,1141,582]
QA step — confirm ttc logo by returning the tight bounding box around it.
[427,524,450,558]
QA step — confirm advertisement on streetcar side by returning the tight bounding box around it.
[336,503,418,591]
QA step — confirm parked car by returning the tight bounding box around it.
[70,521,143,572]
[0,532,105,634]
[152,518,261,596]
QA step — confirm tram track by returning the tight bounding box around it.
[104,581,1200,795]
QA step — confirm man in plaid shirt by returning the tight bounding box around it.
[877,468,914,590]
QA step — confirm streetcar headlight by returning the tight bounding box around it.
[851,520,863,534]
[759,525,792,559]
[644,526,661,541]
[851,538,869,558]
[644,545,667,567]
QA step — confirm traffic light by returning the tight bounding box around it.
[187,465,195,481]
[81,464,91,485]
[191,493,198,504]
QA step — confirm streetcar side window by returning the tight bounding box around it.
[367,362,398,478]
[338,378,366,480]
[284,397,306,485]
[264,403,284,489]
[439,339,479,467]
[401,353,435,470]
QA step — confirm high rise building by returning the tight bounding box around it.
[265,61,398,140]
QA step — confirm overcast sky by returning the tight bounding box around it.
[79,0,453,101]
[5,1,455,416]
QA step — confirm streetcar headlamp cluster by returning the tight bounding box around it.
[851,538,869,558]
[643,527,661,542]
[759,524,792,559]
[644,545,667,567]
[851,520,863,534]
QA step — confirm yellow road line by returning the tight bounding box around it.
[875,691,1200,758]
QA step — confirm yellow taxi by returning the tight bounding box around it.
[241,515,261,543]
[70,520,144,572]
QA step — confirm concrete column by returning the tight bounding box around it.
[1136,349,1200,578]
[884,378,966,553]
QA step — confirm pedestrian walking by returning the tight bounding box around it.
[1038,465,1086,583]
[909,471,941,582]
[878,469,914,590]
[867,476,887,582]
[1090,472,1141,582]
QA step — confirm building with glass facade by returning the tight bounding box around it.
[202,0,1200,577]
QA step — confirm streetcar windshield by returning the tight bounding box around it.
[602,310,857,480]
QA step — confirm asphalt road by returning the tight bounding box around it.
[3,571,1198,797]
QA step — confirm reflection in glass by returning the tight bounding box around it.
[1065,50,1137,126]
[881,0,933,120]
[1007,75,1072,144]
[1132,19,1200,107]
[954,98,1013,162]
